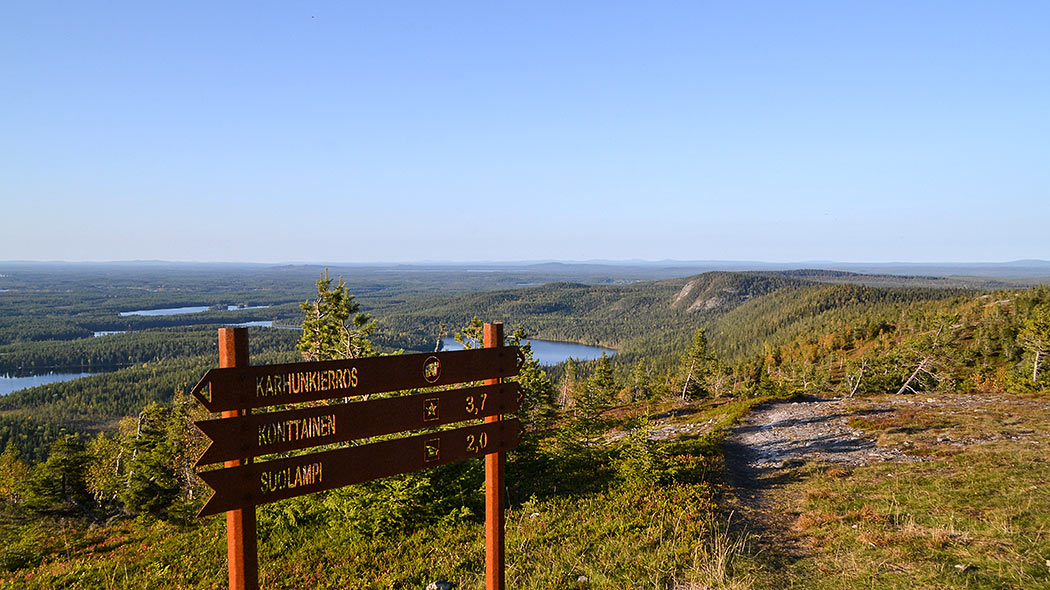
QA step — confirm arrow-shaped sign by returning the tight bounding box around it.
[194,382,521,466]
[197,418,520,517]
[190,347,521,413]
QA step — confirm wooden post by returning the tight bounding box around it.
[483,322,506,590]
[218,327,259,590]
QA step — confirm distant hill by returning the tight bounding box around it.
[754,269,1011,289]
[706,282,972,361]
[375,269,1050,399]
[459,259,1050,282]
[668,272,804,313]
[375,270,983,364]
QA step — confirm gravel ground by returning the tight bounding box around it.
[719,393,1050,560]
[724,396,921,472]
[719,395,927,558]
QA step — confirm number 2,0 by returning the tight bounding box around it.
[466,432,489,453]
[465,393,488,415]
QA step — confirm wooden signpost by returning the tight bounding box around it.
[192,324,520,590]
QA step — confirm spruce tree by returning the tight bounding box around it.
[678,328,714,399]
[25,435,91,514]
[299,269,377,361]
[120,403,180,520]
[1018,304,1050,383]
[508,325,555,429]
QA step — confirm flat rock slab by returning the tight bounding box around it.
[726,397,920,473]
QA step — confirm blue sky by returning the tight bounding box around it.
[2,2,1047,263]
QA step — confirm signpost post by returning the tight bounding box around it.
[193,324,520,590]
[484,322,506,590]
[217,327,257,590]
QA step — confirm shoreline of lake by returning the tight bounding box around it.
[439,337,614,365]
[0,371,100,396]
[119,304,271,317]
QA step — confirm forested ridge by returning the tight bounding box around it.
[707,283,974,360]
[378,271,806,356]
[375,271,1050,408]
[377,272,983,365]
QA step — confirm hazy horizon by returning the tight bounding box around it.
[2,258,1048,267]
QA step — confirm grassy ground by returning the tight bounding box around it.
[9,392,1043,589]
[0,397,764,589]
[736,393,1050,590]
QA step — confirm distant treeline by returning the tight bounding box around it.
[0,326,300,374]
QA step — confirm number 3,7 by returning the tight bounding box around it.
[466,432,489,454]
[465,393,488,415]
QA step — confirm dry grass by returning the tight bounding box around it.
[735,393,1050,589]
[676,515,757,590]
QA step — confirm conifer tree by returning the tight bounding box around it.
[299,269,377,361]
[454,316,485,349]
[508,326,555,429]
[895,313,961,394]
[585,353,617,407]
[565,353,617,442]
[0,443,29,504]
[85,431,123,511]
[559,358,580,409]
[120,403,180,519]
[678,328,714,399]
[1018,304,1050,383]
[24,435,92,514]
[627,360,655,401]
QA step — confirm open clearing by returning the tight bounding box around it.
[722,393,1050,590]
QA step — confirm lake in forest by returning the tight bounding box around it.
[440,337,614,365]
[0,371,98,396]
[119,305,270,316]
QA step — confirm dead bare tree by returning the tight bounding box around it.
[433,322,448,352]
[847,359,866,398]
[896,315,960,395]
[707,367,734,398]
[897,355,936,395]
[680,357,696,401]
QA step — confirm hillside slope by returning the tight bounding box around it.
[376,271,987,367]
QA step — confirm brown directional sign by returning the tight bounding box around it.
[190,347,521,413]
[195,382,521,466]
[197,418,520,517]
